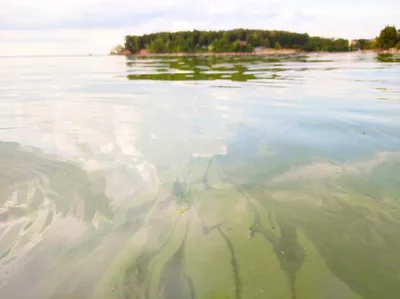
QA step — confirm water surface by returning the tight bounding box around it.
[0,53,400,299]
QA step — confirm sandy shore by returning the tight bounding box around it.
[132,49,302,57]
[113,48,399,57]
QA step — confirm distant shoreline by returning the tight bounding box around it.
[133,49,302,57]
[111,48,399,57]
[112,26,399,57]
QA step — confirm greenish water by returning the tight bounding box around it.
[0,53,400,299]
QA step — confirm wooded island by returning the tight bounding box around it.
[111,26,400,56]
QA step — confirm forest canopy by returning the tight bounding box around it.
[125,29,350,54]
[123,26,399,54]
[377,26,400,49]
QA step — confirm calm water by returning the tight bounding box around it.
[0,53,400,299]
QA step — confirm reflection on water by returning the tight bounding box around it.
[0,53,400,299]
[376,53,400,63]
[126,55,334,82]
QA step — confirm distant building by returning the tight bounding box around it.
[239,40,247,46]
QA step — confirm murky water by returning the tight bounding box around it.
[0,53,400,299]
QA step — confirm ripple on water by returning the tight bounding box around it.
[0,53,399,299]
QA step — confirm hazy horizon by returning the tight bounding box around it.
[1,0,399,56]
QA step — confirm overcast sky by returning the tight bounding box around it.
[1,0,399,56]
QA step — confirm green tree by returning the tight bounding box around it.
[244,43,254,52]
[124,28,361,54]
[214,39,231,52]
[378,26,398,49]
[124,36,140,53]
[262,38,271,48]
[247,33,260,47]
[331,39,349,52]
[351,39,371,51]
[149,37,166,53]
[231,41,241,52]
[372,37,381,49]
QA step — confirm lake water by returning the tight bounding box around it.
[0,53,400,299]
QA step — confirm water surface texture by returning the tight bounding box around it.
[0,53,400,299]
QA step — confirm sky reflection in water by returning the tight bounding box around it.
[0,53,400,299]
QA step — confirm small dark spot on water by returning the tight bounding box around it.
[23,221,33,231]
[248,228,254,239]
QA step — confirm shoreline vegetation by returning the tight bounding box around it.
[115,48,399,57]
[110,26,400,57]
[129,49,303,57]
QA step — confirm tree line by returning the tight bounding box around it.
[122,26,399,54]
[351,26,400,50]
[377,25,400,49]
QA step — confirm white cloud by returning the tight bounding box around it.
[0,0,399,55]
[0,0,290,30]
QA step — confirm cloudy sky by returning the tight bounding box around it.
[1,0,399,56]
